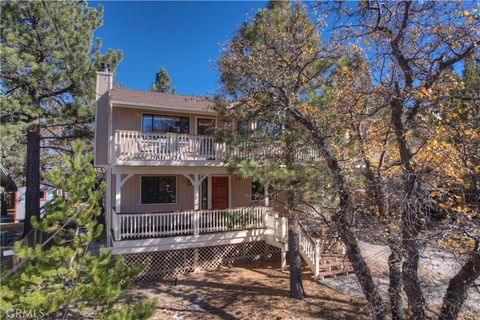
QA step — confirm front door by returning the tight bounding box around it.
[211,177,229,209]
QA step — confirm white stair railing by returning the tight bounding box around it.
[298,222,321,279]
[268,217,321,279]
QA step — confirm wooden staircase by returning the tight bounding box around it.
[298,222,353,281]
[265,213,352,281]
[316,254,354,280]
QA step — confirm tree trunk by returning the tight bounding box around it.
[401,223,425,319]
[288,215,305,300]
[388,243,405,320]
[390,97,426,319]
[23,127,41,237]
[333,211,387,320]
[286,107,387,319]
[439,244,480,320]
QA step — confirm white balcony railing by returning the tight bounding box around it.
[115,207,269,240]
[114,130,229,161]
[113,130,320,163]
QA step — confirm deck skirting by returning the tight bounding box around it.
[122,240,281,282]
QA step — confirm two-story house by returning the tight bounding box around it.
[94,67,348,281]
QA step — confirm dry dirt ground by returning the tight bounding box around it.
[131,242,479,320]
[322,242,480,319]
[132,261,370,320]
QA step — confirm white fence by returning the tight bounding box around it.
[115,207,269,240]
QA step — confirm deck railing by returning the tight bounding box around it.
[115,207,269,240]
[113,130,319,163]
[114,130,229,161]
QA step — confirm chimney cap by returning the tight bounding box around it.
[100,62,110,73]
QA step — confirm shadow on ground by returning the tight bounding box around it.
[131,261,369,320]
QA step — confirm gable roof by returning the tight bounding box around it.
[110,87,215,113]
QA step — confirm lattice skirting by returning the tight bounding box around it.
[123,241,280,282]
[0,250,14,273]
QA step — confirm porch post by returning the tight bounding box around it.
[191,174,201,235]
[314,239,321,280]
[193,174,200,211]
[105,166,112,248]
[114,174,121,240]
[281,246,287,270]
[264,183,269,207]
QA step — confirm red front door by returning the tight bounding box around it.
[211,177,229,209]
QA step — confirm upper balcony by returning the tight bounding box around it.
[113,130,230,165]
[113,130,320,166]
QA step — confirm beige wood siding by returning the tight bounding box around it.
[231,175,260,207]
[113,174,262,213]
[112,107,217,134]
[117,174,194,213]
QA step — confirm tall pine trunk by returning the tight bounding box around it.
[24,127,41,238]
[288,215,305,299]
[439,244,480,320]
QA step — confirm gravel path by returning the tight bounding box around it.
[321,241,480,317]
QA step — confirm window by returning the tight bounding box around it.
[141,176,176,204]
[256,120,280,135]
[251,180,265,201]
[197,118,215,135]
[142,114,190,134]
[236,120,250,135]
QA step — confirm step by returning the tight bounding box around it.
[319,263,350,272]
[317,267,354,280]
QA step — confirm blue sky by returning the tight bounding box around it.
[90,1,267,96]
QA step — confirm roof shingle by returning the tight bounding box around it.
[110,87,215,112]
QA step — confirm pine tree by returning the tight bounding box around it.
[0,141,155,319]
[151,66,175,93]
[0,0,122,234]
[218,0,321,300]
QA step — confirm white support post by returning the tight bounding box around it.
[114,174,121,241]
[105,166,112,248]
[264,183,269,207]
[193,211,200,235]
[193,174,200,211]
[281,246,287,270]
[280,217,288,243]
[184,174,205,235]
[314,239,321,280]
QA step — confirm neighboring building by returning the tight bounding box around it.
[94,67,348,281]
[13,185,61,222]
[0,162,16,219]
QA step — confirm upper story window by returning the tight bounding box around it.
[256,120,280,135]
[142,114,190,134]
[197,118,215,135]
